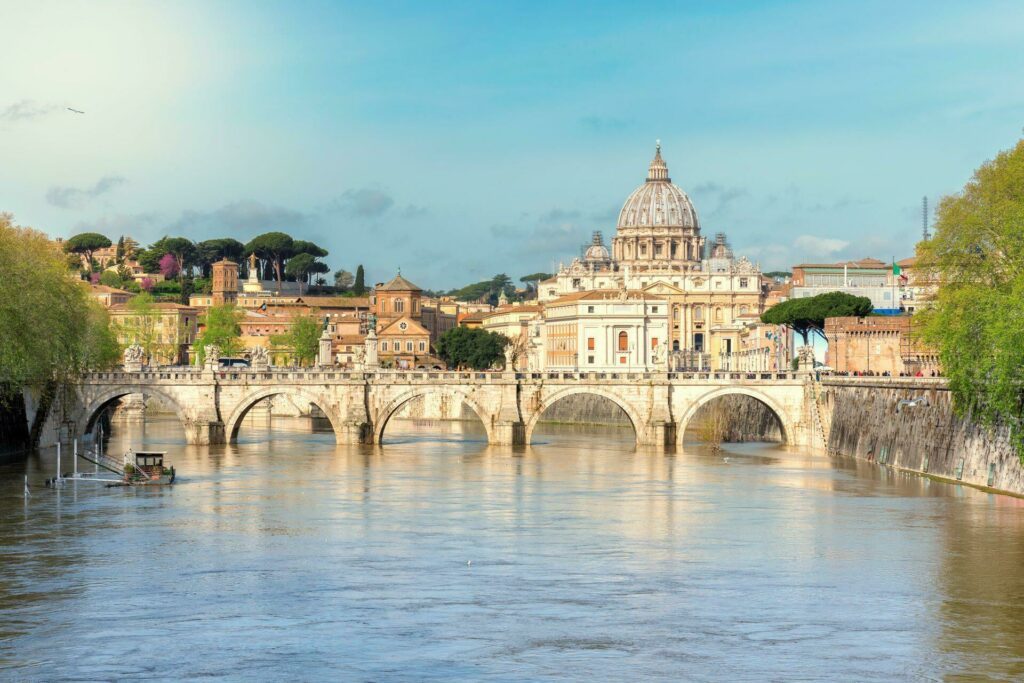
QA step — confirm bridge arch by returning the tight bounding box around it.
[524,386,642,446]
[224,387,343,443]
[78,386,191,436]
[677,386,793,445]
[373,387,495,444]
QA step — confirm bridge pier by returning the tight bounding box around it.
[491,420,525,445]
[184,420,225,445]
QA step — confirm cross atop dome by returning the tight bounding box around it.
[647,141,670,182]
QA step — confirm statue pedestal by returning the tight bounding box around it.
[123,361,142,373]
[318,331,333,367]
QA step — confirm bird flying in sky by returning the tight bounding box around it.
[67,107,84,114]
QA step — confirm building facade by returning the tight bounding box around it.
[530,144,766,370]
[824,315,940,376]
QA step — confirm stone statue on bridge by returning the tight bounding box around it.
[204,344,221,370]
[652,342,667,368]
[250,346,270,370]
[123,344,145,372]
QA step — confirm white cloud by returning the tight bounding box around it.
[793,234,850,255]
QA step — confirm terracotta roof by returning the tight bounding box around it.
[546,289,665,306]
[378,315,430,336]
[793,257,910,269]
[459,311,491,322]
[335,334,366,345]
[90,284,132,294]
[299,296,371,308]
[110,302,196,311]
[376,273,422,292]
[897,256,917,267]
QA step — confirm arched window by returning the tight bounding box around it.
[672,340,680,351]
[395,298,405,313]
[715,307,723,322]
[739,305,748,315]
[618,331,628,351]
[673,306,680,321]
[694,306,703,321]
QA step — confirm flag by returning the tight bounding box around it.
[892,261,901,276]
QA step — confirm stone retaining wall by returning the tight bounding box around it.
[821,379,1024,496]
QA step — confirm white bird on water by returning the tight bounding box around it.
[466,560,472,567]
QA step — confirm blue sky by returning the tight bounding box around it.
[2,0,1023,288]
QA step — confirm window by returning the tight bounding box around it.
[406,341,413,352]
[381,342,388,351]
[640,244,647,256]
[715,307,723,322]
[587,305,595,313]
[418,341,426,352]
[740,305,748,315]
[739,278,749,288]
[395,299,404,313]
[587,337,595,350]
[673,306,679,321]
[588,355,595,364]
[618,331,628,351]
[651,338,659,349]
[694,306,703,321]
[651,306,659,313]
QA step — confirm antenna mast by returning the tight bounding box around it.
[922,196,929,240]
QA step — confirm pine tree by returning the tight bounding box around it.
[354,264,366,296]
[116,235,125,262]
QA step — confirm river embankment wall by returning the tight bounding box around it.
[819,378,1024,495]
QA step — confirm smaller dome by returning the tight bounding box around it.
[582,231,611,263]
[585,244,611,261]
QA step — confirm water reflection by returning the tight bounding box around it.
[0,415,1022,680]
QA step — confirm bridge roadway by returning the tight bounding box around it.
[71,367,818,447]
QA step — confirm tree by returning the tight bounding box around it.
[760,292,873,345]
[354,265,366,296]
[115,235,125,262]
[520,272,553,296]
[271,314,321,367]
[64,232,111,273]
[285,253,317,295]
[334,269,354,291]
[159,253,180,279]
[195,238,246,277]
[448,273,515,305]
[1,216,119,447]
[916,139,1024,457]
[435,327,509,370]
[115,292,160,362]
[292,240,328,258]
[195,303,244,364]
[98,270,124,288]
[246,232,294,293]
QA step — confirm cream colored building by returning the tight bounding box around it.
[529,291,669,372]
[536,144,766,369]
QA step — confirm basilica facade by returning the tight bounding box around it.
[518,144,767,371]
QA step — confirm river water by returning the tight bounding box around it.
[2,415,1024,681]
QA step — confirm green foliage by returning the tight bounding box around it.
[98,270,125,288]
[195,238,245,276]
[292,240,328,258]
[764,271,792,280]
[246,232,295,291]
[1,217,120,391]
[761,292,873,344]
[150,280,182,295]
[916,139,1024,457]
[270,314,321,367]
[64,232,112,273]
[195,304,244,364]
[334,269,354,290]
[435,327,509,370]
[446,274,513,305]
[354,265,366,295]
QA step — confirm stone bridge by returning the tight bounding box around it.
[69,367,819,448]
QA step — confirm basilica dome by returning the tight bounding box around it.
[616,144,700,231]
